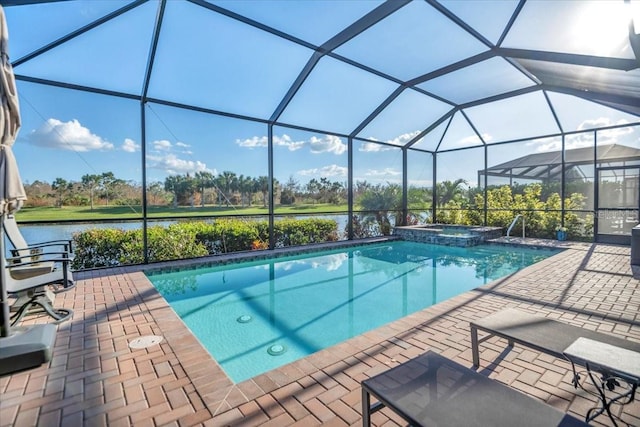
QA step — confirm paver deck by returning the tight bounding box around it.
[1,240,639,426]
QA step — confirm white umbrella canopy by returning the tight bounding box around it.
[0,5,25,216]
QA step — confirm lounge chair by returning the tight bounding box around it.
[361,351,586,426]
[470,308,640,368]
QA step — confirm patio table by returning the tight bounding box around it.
[564,337,640,426]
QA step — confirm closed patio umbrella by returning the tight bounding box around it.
[0,4,25,338]
[0,5,56,373]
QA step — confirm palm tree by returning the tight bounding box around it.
[237,174,254,207]
[436,179,468,206]
[255,176,269,208]
[195,171,215,207]
[357,183,402,236]
[164,175,181,208]
[216,171,237,206]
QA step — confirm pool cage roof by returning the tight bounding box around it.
[4,0,640,151]
[479,143,640,183]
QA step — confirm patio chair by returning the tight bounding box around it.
[3,214,74,293]
[362,351,587,426]
[4,251,73,325]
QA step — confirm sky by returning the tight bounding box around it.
[5,0,640,189]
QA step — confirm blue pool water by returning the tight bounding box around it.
[146,241,559,383]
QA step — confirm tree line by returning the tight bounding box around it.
[21,169,598,240]
[24,172,138,208]
[22,171,354,209]
[161,171,351,208]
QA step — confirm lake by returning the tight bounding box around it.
[6,215,355,256]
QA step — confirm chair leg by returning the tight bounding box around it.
[52,267,75,293]
[362,387,371,427]
[52,279,75,293]
[471,325,480,368]
[10,287,52,312]
[10,294,73,326]
[38,300,73,324]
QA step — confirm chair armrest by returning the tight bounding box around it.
[11,240,73,255]
[34,239,73,253]
[7,253,73,267]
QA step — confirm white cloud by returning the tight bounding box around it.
[597,125,635,145]
[236,135,268,148]
[176,142,190,148]
[565,133,595,150]
[386,131,422,146]
[526,136,561,152]
[570,118,635,147]
[358,142,396,152]
[274,254,347,272]
[309,135,347,154]
[146,153,211,175]
[298,164,348,177]
[365,168,401,177]
[26,118,113,152]
[153,140,172,151]
[355,168,402,184]
[311,254,347,271]
[531,119,637,152]
[577,117,629,132]
[122,138,140,153]
[236,134,305,151]
[236,134,344,154]
[274,135,305,151]
[362,131,425,147]
[458,132,492,146]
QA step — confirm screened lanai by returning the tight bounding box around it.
[4,0,640,264]
[4,2,640,426]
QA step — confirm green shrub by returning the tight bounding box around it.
[72,224,208,269]
[436,184,592,240]
[72,217,338,268]
[207,219,265,254]
[128,224,209,264]
[72,228,133,269]
[273,218,338,247]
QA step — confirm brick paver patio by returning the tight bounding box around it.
[1,240,639,426]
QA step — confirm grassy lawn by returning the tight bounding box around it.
[15,203,352,222]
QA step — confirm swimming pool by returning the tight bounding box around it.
[146,241,559,383]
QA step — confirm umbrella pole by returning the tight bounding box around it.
[1,213,11,337]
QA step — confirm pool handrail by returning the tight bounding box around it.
[506,215,525,238]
